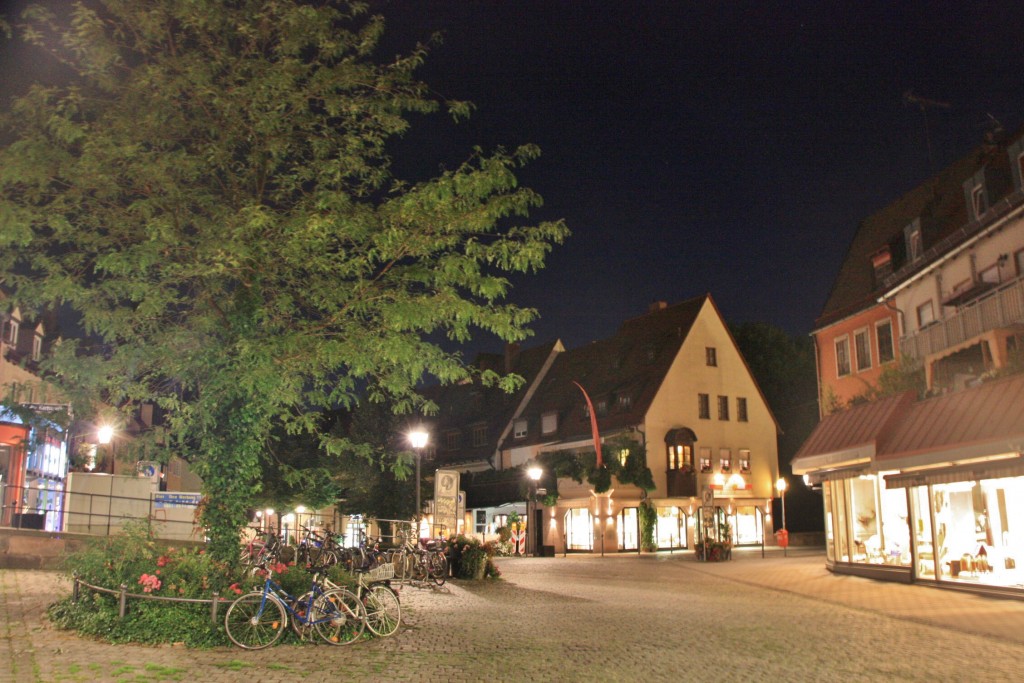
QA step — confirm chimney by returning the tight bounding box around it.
[648,301,668,314]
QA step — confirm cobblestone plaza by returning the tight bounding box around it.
[4,549,1024,682]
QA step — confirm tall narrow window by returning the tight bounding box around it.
[904,221,922,262]
[876,320,895,364]
[705,347,717,367]
[835,336,851,377]
[514,419,527,439]
[854,328,871,371]
[699,447,712,473]
[739,449,751,474]
[719,448,731,472]
[737,397,748,422]
[472,425,487,447]
[717,396,729,421]
[698,393,710,419]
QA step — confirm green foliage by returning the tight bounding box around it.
[537,438,654,503]
[638,501,657,552]
[449,534,500,579]
[870,355,926,400]
[0,1,567,560]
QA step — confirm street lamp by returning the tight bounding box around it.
[776,477,788,557]
[527,465,543,556]
[408,429,429,538]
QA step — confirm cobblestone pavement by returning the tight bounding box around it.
[4,548,1024,682]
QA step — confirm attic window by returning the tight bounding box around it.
[596,400,608,416]
[444,430,460,450]
[705,347,717,367]
[541,411,558,434]
[970,184,986,220]
[472,424,487,447]
[513,419,527,439]
[617,394,632,409]
[32,333,42,361]
[5,318,18,345]
[904,221,922,263]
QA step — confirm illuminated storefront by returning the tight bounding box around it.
[797,374,1024,595]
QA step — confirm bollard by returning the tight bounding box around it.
[119,583,128,619]
[210,592,220,624]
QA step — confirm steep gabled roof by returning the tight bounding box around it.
[815,126,1024,330]
[504,296,707,448]
[420,340,562,468]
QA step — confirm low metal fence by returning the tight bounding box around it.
[71,572,229,624]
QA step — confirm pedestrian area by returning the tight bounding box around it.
[4,548,1024,682]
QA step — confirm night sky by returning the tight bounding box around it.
[377,0,1024,353]
[3,1,1023,355]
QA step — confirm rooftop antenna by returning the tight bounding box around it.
[903,90,951,173]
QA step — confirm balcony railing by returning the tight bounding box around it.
[900,276,1024,362]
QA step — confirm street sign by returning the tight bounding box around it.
[433,469,460,538]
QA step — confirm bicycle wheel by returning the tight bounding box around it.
[224,592,287,650]
[363,584,401,637]
[313,588,366,646]
[427,552,448,585]
[290,592,315,639]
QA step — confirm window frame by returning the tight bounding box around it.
[736,397,748,422]
[854,327,872,372]
[834,335,851,377]
[717,395,729,421]
[719,448,731,473]
[705,347,717,367]
[970,183,986,220]
[738,449,751,474]
[541,411,558,435]
[513,419,527,439]
[472,424,487,447]
[699,447,712,473]
[875,319,895,365]
[698,393,710,420]
[917,301,935,329]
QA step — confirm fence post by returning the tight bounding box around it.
[72,573,80,603]
[118,583,128,618]
[210,592,220,624]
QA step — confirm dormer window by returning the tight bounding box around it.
[1010,137,1024,191]
[904,221,922,263]
[596,400,607,416]
[617,394,632,409]
[970,184,986,220]
[964,168,992,222]
[513,419,527,439]
[5,310,19,346]
[32,333,42,361]
[871,247,892,286]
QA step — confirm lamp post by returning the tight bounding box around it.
[776,477,788,557]
[527,465,542,556]
[408,429,429,538]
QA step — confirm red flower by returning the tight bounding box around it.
[156,555,169,567]
[228,582,243,595]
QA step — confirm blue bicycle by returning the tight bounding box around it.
[224,569,365,649]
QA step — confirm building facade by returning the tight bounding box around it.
[434,295,782,554]
[795,126,1024,595]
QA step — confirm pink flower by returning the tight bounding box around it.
[138,573,162,593]
[156,555,169,567]
[228,582,243,595]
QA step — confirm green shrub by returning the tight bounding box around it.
[448,534,500,579]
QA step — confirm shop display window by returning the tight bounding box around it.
[655,507,686,549]
[618,507,638,551]
[846,474,911,566]
[931,478,1024,587]
[564,508,593,551]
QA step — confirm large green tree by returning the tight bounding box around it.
[0,1,567,560]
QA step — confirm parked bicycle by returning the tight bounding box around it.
[224,565,365,649]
